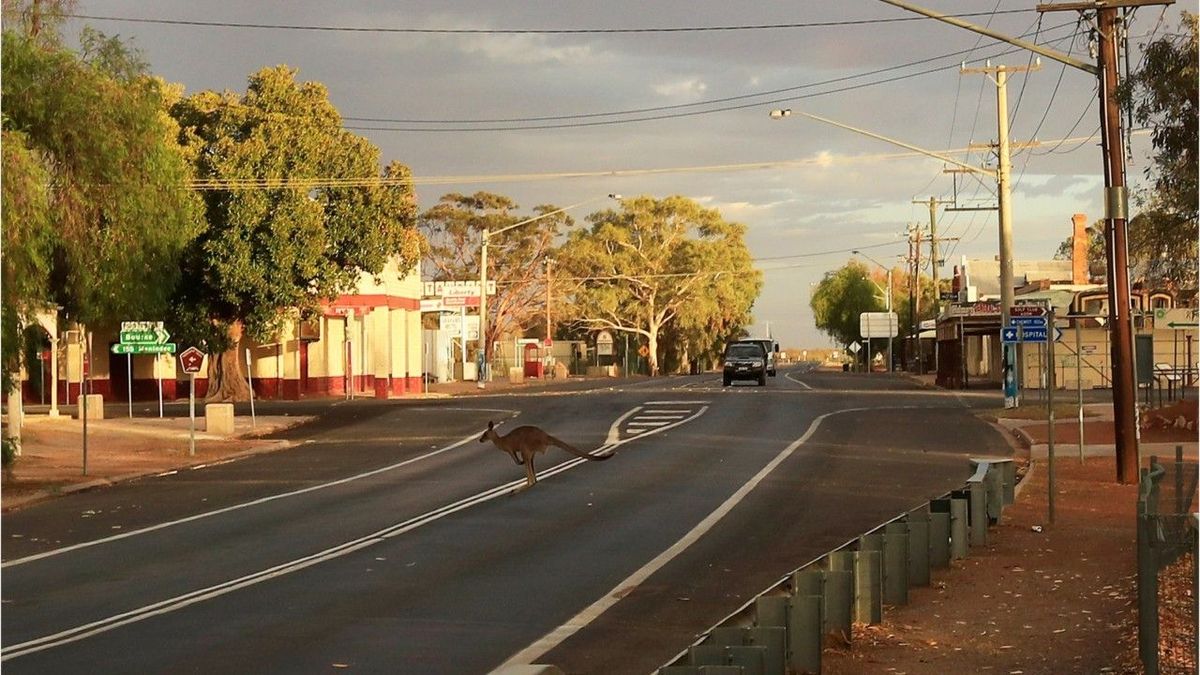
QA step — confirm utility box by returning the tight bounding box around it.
[205,403,234,436]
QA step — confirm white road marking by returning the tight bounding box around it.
[627,421,673,428]
[644,401,709,405]
[2,429,489,569]
[500,406,866,668]
[2,404,710,659]
[784,372,813,389]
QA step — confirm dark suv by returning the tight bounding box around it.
[722,342,768,387]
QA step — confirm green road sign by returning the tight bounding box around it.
[119,326,170,344]
[111,342,177,355]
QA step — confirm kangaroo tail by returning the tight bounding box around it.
[549,436,612,461]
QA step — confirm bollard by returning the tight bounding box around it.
[755,596,788,630]
[709,626,784,675]
[950,497,969,560]
[787,594,822,675]
[906,510,931,586]
[689,644,767,675]
[852,549,882,625]
[968,480,988,547]
[883,522,909,606]
[1175,445,1184,516]
[929,499,952,568]
[824,570,853,643]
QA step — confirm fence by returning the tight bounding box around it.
[658,457,1015,675]
[1137,447,1199,675]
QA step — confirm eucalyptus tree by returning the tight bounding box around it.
[554,195,760,376]
[419,192,572,356]
[1,26,203,389]
[170,66,421,400]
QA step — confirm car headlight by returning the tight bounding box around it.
[752,359,764,367]
[724,360,735,367]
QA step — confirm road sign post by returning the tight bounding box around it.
[1046,309,1056,524]
[179,347,206,457]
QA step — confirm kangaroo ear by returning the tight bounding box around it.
[488,421,495,430]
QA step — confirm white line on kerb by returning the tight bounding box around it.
[500,407,863,668]
[1,404,709,660]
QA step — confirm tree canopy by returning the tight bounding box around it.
[169,66,421,399]
[1,30,204,327]
[810,261,887,347]
[554,195,760,375]
[419,192,572,353]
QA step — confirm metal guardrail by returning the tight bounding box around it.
[1136,446,1198,675]
[658,457,1016,675]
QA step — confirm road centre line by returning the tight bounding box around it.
[784,372,813,389]
[501,406,869,668]
[644,401,709,405]
[2,404,709,660]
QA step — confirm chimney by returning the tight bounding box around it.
[1071,213,1089,284]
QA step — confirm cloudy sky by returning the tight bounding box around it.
[64,1,1175,347]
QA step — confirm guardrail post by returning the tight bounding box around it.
[824,569,853,644]
[985,465,1005,524]
[1174,445,1184,516]
[968,480,988,547]
[689,644,767,674]
[929,499,952,568]
[950,496,969,560]
[787,594,822,675]
[883,521,909,606]
[709,626,785,675]
[755,595,788,631]
[853,549,882,625]
[906,509,931,586]
[1002,460,1016,506]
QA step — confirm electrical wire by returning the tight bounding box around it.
[343,21,1075,126]
[66,9,1035,35]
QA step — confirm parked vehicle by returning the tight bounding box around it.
[723,342,768,387]
[728,338,779,377]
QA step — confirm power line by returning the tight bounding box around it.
[343,21,1075,125]
[344,27,1080,132]
[67,9,1035,35]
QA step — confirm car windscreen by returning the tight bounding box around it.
[725,345,763,359]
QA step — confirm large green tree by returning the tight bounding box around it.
[170,66,421,400]
[810,261,886,348]
[419,192,572,358]
[1,27,204,388]
[554,195,761,376]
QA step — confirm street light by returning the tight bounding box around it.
[477,193,621,388]
[853,250,893,373]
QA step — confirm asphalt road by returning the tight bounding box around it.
[1,366,1013,673]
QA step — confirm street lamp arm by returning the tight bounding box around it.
[774,109,994,177]
[488,194,621,239]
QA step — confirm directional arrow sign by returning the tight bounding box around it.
[1009,316,1047,328]
[1021,327,1049,343]
[1001,327,1020,344]
[112,343,177,355]
[1010,305,1047,317]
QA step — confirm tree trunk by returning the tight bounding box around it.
[647,329,660,376]
[205,323,251,402]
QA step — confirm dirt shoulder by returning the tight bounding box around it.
[821,399,1198,675]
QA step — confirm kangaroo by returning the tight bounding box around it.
[479,421,611,489]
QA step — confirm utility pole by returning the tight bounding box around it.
[880,0,1171,483]
[1032,3,1157,485]
[913,197,956,316]
[961,60,1040,408]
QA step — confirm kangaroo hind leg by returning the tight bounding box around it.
[525,455,537,487]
